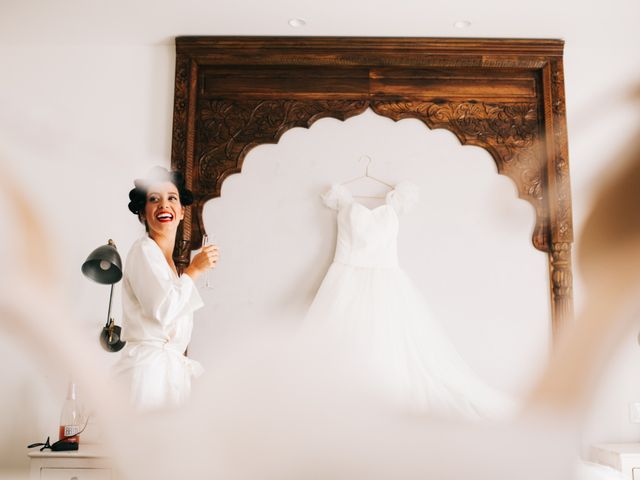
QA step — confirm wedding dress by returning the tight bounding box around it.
[302,181,515,420]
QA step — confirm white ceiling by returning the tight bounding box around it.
[1,0,638,48]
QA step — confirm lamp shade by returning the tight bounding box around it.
[81,239,123,285]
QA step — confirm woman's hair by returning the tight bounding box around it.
[127,166,194,217]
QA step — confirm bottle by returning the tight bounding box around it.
[58,381,82,444]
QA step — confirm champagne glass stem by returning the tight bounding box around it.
[202,234,213,289]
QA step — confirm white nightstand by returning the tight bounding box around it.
[590,443,640,479]
[28,443,116,480]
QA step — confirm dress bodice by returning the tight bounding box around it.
[321,182,419,268]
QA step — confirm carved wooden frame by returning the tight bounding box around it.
[171,36,573,336]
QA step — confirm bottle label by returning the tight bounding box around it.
[63,425,80,437]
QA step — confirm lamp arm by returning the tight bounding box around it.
[106,283,114,328]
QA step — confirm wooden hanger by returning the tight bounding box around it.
[340,156,392,198]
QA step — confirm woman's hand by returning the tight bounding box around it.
[184,244,219,280]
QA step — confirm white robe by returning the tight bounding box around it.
[114,235,204,410]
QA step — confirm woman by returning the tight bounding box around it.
[114,166,218,411]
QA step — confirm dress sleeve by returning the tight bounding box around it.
[320,184,353,210]
[387,181,420,215]
[126,239,204,327]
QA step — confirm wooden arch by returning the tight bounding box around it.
[171,36,573,336]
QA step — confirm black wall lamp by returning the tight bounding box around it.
[81,239,126,352]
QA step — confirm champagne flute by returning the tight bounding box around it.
[202,233,214,289]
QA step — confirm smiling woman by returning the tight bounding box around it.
[113,166,219,411]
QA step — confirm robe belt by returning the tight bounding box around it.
[126,339,204,377]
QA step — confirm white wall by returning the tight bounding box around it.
[564,44,640,445]
[195,109,550,396]
[1,40,640,472]
[0,44,176,470]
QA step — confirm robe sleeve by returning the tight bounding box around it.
[126,239,204,327]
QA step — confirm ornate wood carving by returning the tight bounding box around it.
[197,99,370,190]
[542,58,574,334]
[171,36,574,335]
[550,242,574,337]
[182,99,369,253]
[370,100,549,250]
[171,54,190,176]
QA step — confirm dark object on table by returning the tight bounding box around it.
[28,437,79,452]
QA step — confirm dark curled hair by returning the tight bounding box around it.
[128,166,194,217]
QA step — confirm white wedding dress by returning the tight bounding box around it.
[302,181,516,420]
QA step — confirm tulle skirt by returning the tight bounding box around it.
[301,262,516,420]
